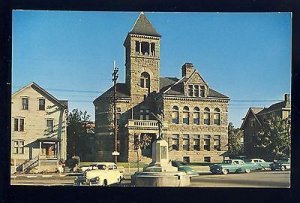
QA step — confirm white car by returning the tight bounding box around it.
[80,163,104,172]
[76,162,124,186]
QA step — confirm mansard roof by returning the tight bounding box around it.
[159,77,229,99]
[93,83,130,104]
[129,12,161,37]
[12,82,68,109]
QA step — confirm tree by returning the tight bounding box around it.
[133,133,152,171]
[67,109,91,159]
[255,115,291,160]
[227,122,244,158]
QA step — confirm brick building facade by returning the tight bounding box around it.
[93,13,230,163]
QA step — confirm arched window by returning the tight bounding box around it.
[172,106,179,124]
[204,107,210,125]
[140,72,150,89]
[193,107,200,125]
[183,106,190,125]
[214,108,221,125]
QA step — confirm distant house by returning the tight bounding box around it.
[11,82,68,173]
[240,94,291,158]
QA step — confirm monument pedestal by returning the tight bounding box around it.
[131,139,190,187]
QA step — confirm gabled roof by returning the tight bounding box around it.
[93,83,130,104]
[240,107,263,129]
[129,12,161,37]
[159,77,229,99]
[12,82,68,109]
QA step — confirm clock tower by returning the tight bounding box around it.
[124,12,161,101]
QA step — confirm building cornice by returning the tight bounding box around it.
[162,95,229,103]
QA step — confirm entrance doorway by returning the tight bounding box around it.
[140,133,156,158]
[41,143,57,158]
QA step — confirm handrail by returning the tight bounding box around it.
[22,155,39,172]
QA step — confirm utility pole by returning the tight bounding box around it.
[112,61,119,164]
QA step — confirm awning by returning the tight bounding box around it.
[37,137,60,143]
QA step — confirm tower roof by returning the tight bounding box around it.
[129,12,161,37]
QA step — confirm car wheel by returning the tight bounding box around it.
[281,166,286,171]
[222,169,229,175]
[245,168,251,173]
[103,179,108,186]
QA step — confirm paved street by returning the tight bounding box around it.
[189,171,290,188]
[11,170,290,188]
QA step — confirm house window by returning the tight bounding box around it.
[214,108,221,125]
[204,135,210,151]
[193,107,200,125]
[20,119,24,131]
[200,86,205,97]
[204,107,210,125]
[14,118,18,131]
[188,85,193,97]
[14,118,24,132]
[188,85,201,97]
[171,134,179,151]
[140,72,150,89]
[39,98,45,110]
[116,108,122,125]
[214,135,221,151]
[140,108,150,120]
[13,140,24,154]
[250,119,255,127]
[193,135,200,151]
[204,157,211,163]
[194,85,199,97]
[47,119,54,133]
[22,97,28,110]
[183,134,190,151]
[172,106,179,124]
[183,106,189,125]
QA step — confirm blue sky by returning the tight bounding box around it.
[12,11,291,127]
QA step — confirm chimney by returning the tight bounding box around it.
[182,63,195,78]
[284,93,290,107]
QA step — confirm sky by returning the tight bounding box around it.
[12,11,292,127]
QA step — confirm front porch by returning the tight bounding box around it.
[37,137,61,160]
[126,119,168,162]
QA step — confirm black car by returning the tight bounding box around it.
[270,158,290,171]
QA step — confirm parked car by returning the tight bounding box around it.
[171,161,199,177]
[80,163,104,173]
[210,159,256,175]
[74,162,124,186]
[270,158,290,171]
[244,158,273,170]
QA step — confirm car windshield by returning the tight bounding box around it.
[223,160,232,164]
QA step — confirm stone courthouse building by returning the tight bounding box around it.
[94,13,230,163]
